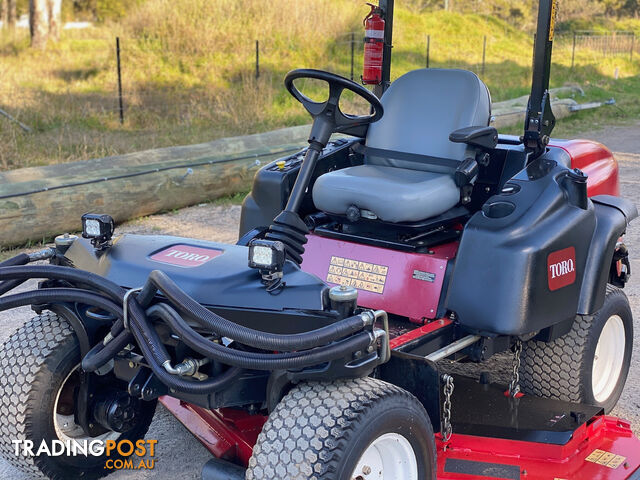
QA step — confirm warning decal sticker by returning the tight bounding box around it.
[585,449,626,469]
[326,256,388,294]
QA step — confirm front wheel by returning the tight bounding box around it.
[247,377,436,480]
[0,312,156,480]
[519,285,633,413]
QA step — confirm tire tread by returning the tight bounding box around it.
[247,377,431,480]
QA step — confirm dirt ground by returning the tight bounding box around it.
[1,122,640,479]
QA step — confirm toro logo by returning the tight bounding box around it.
[547,246,576,291]
[149,244,223,268]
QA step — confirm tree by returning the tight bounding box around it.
[8,0,16,29]
[29,0,49,48]
[47,0,61,41]
[1,0,16,29]
[1,0,7,27]
[28,0,61,48]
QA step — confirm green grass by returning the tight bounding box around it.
[0,1,639,170]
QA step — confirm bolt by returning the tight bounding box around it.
[522,470,528,476]
[128,361,135,368]
[89,423,94,428]
[362,465,372,475]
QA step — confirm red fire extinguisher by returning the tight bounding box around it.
[363,3,385,85]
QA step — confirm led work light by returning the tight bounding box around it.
[81,213,115,247]
[248,239,286,274]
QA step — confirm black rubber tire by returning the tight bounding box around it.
[246,377,437,480]
[519,285,633,413]
[0,312,156,480]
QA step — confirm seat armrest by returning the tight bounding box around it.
[449,126,498,150]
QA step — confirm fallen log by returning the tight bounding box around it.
[0,126,310,247]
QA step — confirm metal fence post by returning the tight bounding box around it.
[426,34,430,68]
[255,40,260,79]
[571,32,576,69]
[481,35,486,77]
[116,37,124,125]
[350,32,355,80]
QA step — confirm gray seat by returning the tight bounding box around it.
[312,69,492,223]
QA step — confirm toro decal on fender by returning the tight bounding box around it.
[149,244,223,268]
[547,246,576,291]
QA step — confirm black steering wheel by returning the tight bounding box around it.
[285,69,383,145]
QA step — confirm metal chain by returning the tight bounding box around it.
[442,374,454,442]
[509,340,523,397]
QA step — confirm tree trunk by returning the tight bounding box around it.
[47,0,61,42]
[7,0,16,29]
[29,0,49,49]
[1,0,8,29]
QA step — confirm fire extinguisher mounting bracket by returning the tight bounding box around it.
[285,68,383,144]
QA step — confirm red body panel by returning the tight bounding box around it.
[437,416,640,479]
[550,140,620,196]
[389,317,453,349]
[301,233,457,322]
[159,397,266,466]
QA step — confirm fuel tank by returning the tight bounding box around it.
[62,235,338,333]
[446,154,599,336]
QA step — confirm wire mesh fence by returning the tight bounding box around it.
[0,30,637,129]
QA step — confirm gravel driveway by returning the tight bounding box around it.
[1,123,640,479]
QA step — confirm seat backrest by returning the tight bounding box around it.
[365,68,492,173]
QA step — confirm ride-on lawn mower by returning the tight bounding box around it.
[1,0,639,479]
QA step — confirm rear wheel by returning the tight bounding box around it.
[0,312,156,480]
[519,285,633,413]
[247,377,436,480]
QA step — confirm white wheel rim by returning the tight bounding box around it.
[53,365,119,445]
[592,315,626,403]
[351,432,418,480]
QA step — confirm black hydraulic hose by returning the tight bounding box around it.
[127,311,244,394]
[0,265,126,303]
[0,253,31,296]
[0,288,124,320]
[145,303,373,370]
[0,287,134,374]
[140,270,365,351]
[0,265,372,379]
[0,265,128,337]
[81,330,133,372]
[0,253,30,267]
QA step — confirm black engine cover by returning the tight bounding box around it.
[63,234,338,333]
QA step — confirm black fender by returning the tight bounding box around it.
[578,195,638,314]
